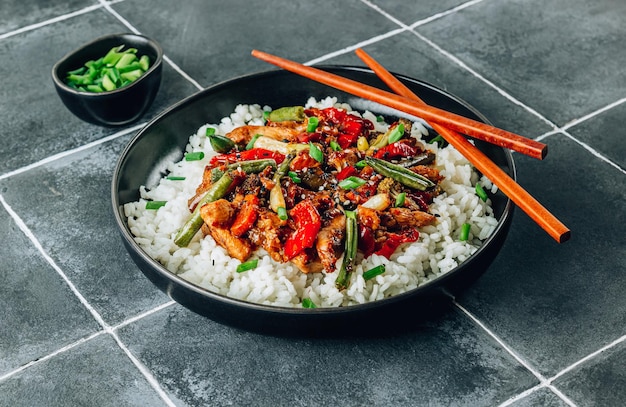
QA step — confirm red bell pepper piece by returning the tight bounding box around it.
[358,225,376,257]
[373,141,419,160]
[209,148,285,166]
[335,165,358,181]
[374,229,420,259]
[231,194,259,237]
[283,200,322,260]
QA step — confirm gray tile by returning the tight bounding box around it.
[566,101,626,170]
[0,334,168,407]
[0,9,197,175]
[118,305,538,407]
[369,0,472,25]
[508,387,570,407]
[0,206,100,376]
[553,340,626,406]
[111,0,399,87]
[0,135,170,326]
[0,0,96,35]
[456,133,626,377]
[417,0,626,126]
[325,32,553,138]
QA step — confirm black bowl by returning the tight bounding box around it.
[112,67,515,336]
[52,33,163,126]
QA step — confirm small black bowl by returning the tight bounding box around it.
[52,33,163,126]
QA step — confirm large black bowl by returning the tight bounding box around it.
[112,67,515,336]
[52,33,163,126]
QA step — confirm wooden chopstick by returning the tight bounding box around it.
[354,48,570,243]
[251,49,548,160]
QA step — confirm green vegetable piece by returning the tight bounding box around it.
[86,84,103,93]
[309,142,323,163]
[102,45,124,65]
[395,192,406,207]
[387,123,405,144]
[208,133,236,153]
[475,183,489,202]
[236,259,258,273]
[335,210,357,290]
[205,127,216,136]
[145,201,167,210]
[302,298,317,308]
[288,171,301,184]
[338,176,367,190]
[115,52,137,69]
[363,264,386,280]
[306,116,319,133]
[101,74,116,91]
[120,69,143,82]
[460,223,471,241]
[138,55,150,71]
[246,134,262,150]
[277,206,288,221]
[365,156,435,191]
[267,106,305,122]
[329,140,341,152]
[166,176,186,181]
[185,151,205,161]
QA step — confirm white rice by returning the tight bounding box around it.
[124,97,498,308]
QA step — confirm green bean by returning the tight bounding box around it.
[174,172,234,247]
[364,156,435,191]
[208,133,236,153]
[267,106,305,122]
[335,210,357,290]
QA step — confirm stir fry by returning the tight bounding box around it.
[174,105,445,289]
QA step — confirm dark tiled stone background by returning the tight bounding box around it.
[1,1,624,406]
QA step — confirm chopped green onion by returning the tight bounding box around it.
[363,264,386,280]
[376,115,385,122]
[236,259,258,273]
[306,116,319,133]
[475,183,488,202]
[355,160,367,169]
[277,206,288,221]
[185,151,205,161]
[263,111,271,123]
[302,298,317,308]
[205,127,216,137]
[309,142,324,163]
[428,134,447,147]
[459,223,471,241]
[338,176,367,190]
[387,123,405,144]
[395,192,406,207]
[288,171,301,183]
[145,200,167,210]
[166,176,186,181]
[246,134,262,150]
[329,140,341,151]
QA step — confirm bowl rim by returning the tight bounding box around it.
[51,32,163,97]
[111,65,516,316]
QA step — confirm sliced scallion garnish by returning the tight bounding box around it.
[246,134,262,150]
[387,123,405,144]
[185,151,205,161]
[288,171,301,184]
[475,183,488,202]
[145,201,167,210]
[363,264,386,280]
[395,192,406,207]
[309,142,323,163]
[329,140,341,152]
[338,176,366,190]
[306,116,319,133]
[166,176,186,181]
[459,223,471,241]
[277,206,288,221]
[302,298,317,308]
[236,259,258,273]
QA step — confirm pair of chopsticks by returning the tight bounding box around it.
[251,49,570,243]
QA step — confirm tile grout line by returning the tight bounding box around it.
[0,193,176,407]
[453,301,579,407]
[98,0,205,91]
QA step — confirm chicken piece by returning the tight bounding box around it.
[356,206,381,230]
[315,214,346,273]
[188,165,218,210]
[199,199,236,227]
[387,207,436,228]
[247,208,285,263]
[290,251,324,274]
[225,125,302,145]
[208,227,253,262]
